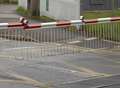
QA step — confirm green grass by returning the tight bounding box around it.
[81,10,120,42]
[83,22,120,42]
[16,6,31,17]
[82,9,120,19]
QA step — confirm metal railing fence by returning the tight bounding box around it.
[0,17,120,59]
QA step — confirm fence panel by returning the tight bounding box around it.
[0,26,84,59]
[0,17,120,59]
[81,21,120,49]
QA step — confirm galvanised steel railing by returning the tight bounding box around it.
[0,17,119,59]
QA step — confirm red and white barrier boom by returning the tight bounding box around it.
[0,17,28,29]
[0,16,120,29]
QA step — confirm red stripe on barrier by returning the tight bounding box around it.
[110,17,120,21]
[56,21,71,26]
[84,19,98,24]
[24,24,41,29]
[8,22,23,27]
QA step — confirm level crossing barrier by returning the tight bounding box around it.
[0,17,120,59]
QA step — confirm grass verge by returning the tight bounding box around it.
[82,22,120,42]
[81,10,120,42]
[16,6,31,17]
[82,9,120,19]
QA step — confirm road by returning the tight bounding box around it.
[0,4,20,22]
[0,4,120,88]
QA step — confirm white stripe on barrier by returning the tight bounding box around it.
[19,17,25,23]
[0,23,8,27]
[98,17,112,21]
[0,23,8,29]
[97,17,112,23]
[0,23,24,29]
[41,22,57,27]
[70,20,83,25]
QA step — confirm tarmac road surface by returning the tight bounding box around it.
[0,4,120,88]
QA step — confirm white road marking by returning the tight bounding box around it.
[54,43,62,46]
[98,17,111,21]
[68,41,81,44]
[70,70,78,73]
[85,37,97,41]
[104,40,120,44]
[62,75,111,85]
[4,47,35,51]
[0,74,47,87]
[65,61,111,77]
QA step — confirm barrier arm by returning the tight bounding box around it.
[0,17,26,29]
[24,16,120,30]
[0,16,120,30]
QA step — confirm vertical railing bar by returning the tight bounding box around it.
[97,23,100,49]
[110,22,113,48]
[15,28,18,59]
[53,27,55,56]
[40,29,42,56]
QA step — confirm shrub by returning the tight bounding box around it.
[16,6,31,17]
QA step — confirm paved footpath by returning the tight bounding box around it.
[0,4,20,22]
[0,4,42,23]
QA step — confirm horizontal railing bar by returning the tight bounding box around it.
[0,16,120,29]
